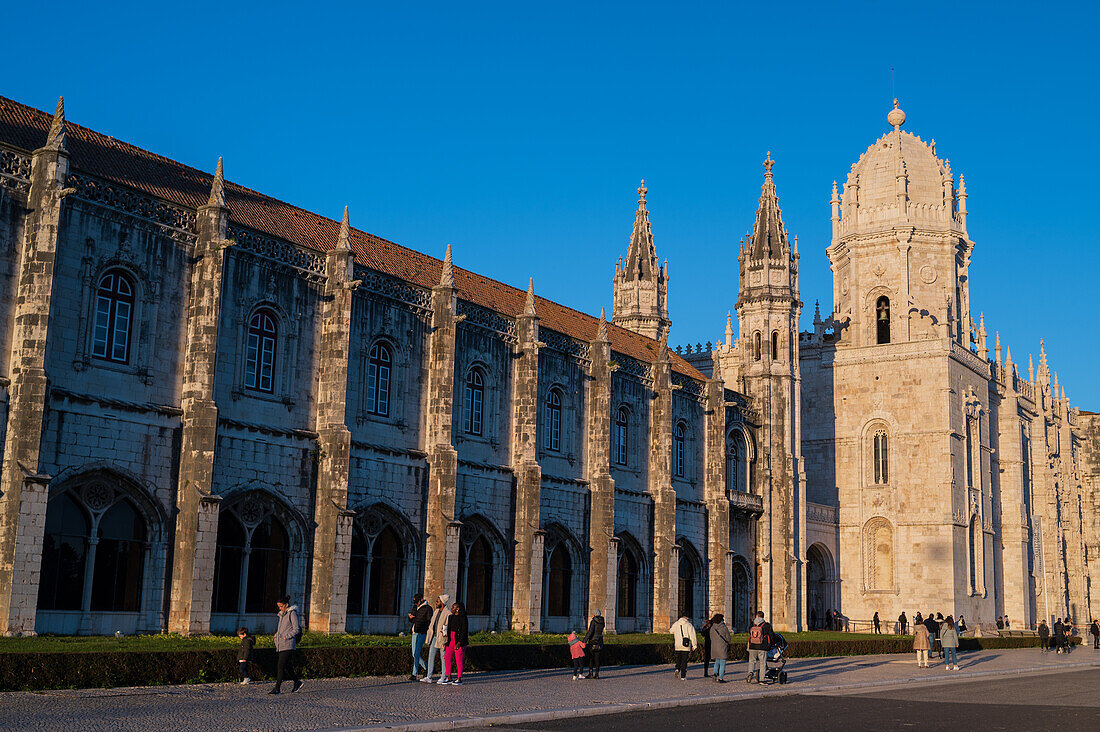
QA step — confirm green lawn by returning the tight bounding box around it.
[0,629,893,654]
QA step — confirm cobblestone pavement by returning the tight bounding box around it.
[0,648,1097,731]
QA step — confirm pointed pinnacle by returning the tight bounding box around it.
[46,95,66,151]
[207,157,226,207]
[336,205,351,249]
[440,244,454,288]
[523,277,537,316]
[657,330,669,362]
[1005,345,1013,365]
[596,307,608,342]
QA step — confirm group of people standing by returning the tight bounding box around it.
[911,613,961,670]
[809,608,843,631]
[408,594,470,685]
[670,611,775,683]
[1036,618,1087,654]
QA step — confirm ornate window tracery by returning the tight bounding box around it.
[463,368,484,435]
[92,269,136,364]
[366,342,393,416]
[245,309,278,393]
[544,388,562,451]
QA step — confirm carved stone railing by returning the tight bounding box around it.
[355,266,430,310]
[808,501,839,525]
[540,328,589,361]
[457,300,516,340]
[671,372,703,397]
[0,147,31,194]
[728,491,764,515]
[65,172,197,242]
[615,354,651,381]
[228,224,325,275]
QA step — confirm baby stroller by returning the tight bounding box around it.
[760,633,790,685]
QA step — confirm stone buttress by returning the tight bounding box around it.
[586,310,616,628]
[704,364,729,620]
[650,334,676,629]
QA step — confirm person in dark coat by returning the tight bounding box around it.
[583,610,605,679]
[1038,619,1050,652]
[1089,619,1099,649]
[701,615,714,676]
[1053,618,1066,654]
[709,614,731,682]
[898,611,908,635]
[442,602,469,685]
[873,612,881,634]
[237,627,255,685]
[407,593,433,680]
[810,607,818,631]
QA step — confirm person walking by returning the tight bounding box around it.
[408,593,433,680]
[583,610,605,679]
[914,620,931,668]
[709,614,730,683]
[898,611,908,635]
[996,616,1004,630]
[941,617,959,670]
[701,615,714,677]
[670,614,698,680]
[1089,619,1099,649]
[1038,619,1050,653]
[1054,618,1066,654]
[423,594,451,683]
[746,611,773,683]
[441,601,469,685]
[957,616,968,635]
[873,612,881,634]
[567,631,586,680]
[237,627,255,685]
[269,595,302,695]
[1004,614,1011,630]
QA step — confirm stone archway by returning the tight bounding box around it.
[807,543,836,629]
[730,556,753,633]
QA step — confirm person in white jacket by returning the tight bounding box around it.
[669,615,698,680]
[420,594,451,683]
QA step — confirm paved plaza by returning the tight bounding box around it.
[0,648,1098,731]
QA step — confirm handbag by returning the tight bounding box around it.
[680,625,691,650]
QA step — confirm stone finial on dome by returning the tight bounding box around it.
[887,98,906,130]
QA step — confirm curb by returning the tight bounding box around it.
[324,657,1100,731]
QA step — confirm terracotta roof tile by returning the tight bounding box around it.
[0,95,704,381]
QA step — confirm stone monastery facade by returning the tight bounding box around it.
[0,95,1094,636]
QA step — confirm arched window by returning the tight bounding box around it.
[678,553,695,620]
[92,269,135,364]
[546,544,571,617]
[461,535,494,616]
[347,529,369,617]
[614,407,629,465]
[245,309,278,393]
[617,548,638,618]
[873,430,889,484]
[366,342,392,416]
[771,331,779,360]
[38,484,151,614]
[968,517,978,593]
[368,526,404,615]
[212,498,291,615]
[753,331,762,361]
[91,499,147,612]
[544,389,562,451]
[726,429,747,493]
[37,493,89,611]
[463,368,484,435]
[876,296,890,345]
[673,423,686,478]
[965,418,975,488]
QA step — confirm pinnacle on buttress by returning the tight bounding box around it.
[813,300,822,324]
[596,307,609,342]
[207,157,226,207]
[1005,345,1013,367]
[623,178,659,279]
[656,330,669,363]
[440,243,454,288]
[336,205,351,249]
[523,277,537,317]
[725,311,734,346]
[46,96,66,151]
[1028,354,1035,383]
[748,152,790,261]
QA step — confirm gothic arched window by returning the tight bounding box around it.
[678,553,695,620]
[673,423,686,478]
[726,429,747,493]
[244,514,289,614]
[91,499,147,612]
[614,407,630,465]
[211,499,291,615]
[463,368,484,435]
[617,547,639,618]
[92,269,136,364]
[965,417,975,488]
[873,430,889,484]
[544,388,562,451]
[771,331,779,360]
[366,342,392,416]
[37,493,90,611]
[347,529,369,616]
[753,331,762,361]
[368,526,404,615]
[876,296,891,345]
[968,516,979,594]
[461,536,494,616]
[546,543,571,617]
[245,309,278,393]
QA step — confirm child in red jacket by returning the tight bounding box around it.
[568,631,586,680]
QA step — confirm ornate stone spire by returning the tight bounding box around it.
[45,96,66,151]
[523,277,537,316]
[336,205,351,249]
[612,180,670,340]
[725,311,734,347]
[440,243,454,288]
[1028,353,1035,383]
[748,152,790,261]
[208,157,226,207]
[596,307,608,342]
[624,179,658,278]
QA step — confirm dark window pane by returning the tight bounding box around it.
[367,527,403,615]
[547,544,571,617]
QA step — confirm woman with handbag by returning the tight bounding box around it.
[582,610,605,679]
[669,614,698,680]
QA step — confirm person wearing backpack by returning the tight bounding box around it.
[669,614,698,680]
[270,595,303,695]
[746,610,772,683]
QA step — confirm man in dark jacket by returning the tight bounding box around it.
[1038,619,1050,652]
[583,610,605,679]
[407,593,433,680]
[746,611,773,683]
[1054,618,1066,653]
[898,612,908,635]
[924,613,939,659]
[1090,619,1099,649]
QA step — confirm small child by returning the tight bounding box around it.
[237,627,255,684]
[568,631,586,680]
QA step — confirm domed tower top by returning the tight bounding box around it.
[887,98,906,130]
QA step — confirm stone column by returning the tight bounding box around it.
[704,374,728,619]
[0,100,68,635]
[423,246,459,601]
[586,311,616,631]
[650,336,676,629]
[168,159,230,635]
[509,281,543,632]
[309,209,360,633]
[996,363,1030,626]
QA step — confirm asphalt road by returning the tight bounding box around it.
[492,668,1100,731]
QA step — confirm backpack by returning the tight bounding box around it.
[749,623,764,645]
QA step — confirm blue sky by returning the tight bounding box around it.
[6,1,1098,406]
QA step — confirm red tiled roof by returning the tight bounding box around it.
[0,95,703,380]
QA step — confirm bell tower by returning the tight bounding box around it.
[612,180,670,340]
[735,153,803,630]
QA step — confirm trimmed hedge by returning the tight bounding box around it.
[0,634,1070,692]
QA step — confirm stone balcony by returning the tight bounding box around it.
[728,490,764,515]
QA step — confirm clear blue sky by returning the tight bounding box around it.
[6,1,1098,407]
